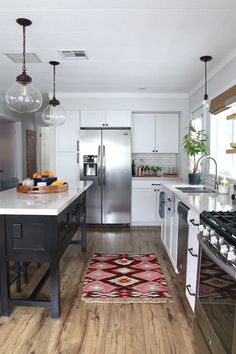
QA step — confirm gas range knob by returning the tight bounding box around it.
[220,244,229,255]
[203,228,210,237]
[227,250,236,262]
[210,235,218,246]
[218,236,224,246]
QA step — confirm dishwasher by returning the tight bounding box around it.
[177,201,189,284]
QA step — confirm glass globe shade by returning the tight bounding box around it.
[42,103,66,126]
[5,81,43,113]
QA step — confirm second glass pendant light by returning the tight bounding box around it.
[42,61,66,126]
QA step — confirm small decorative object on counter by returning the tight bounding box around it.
[231,184,236,204]
[132,160,136,176]
[144,165,149,175]
[138,166,143,176]
[22,178,34,187]
[218,177,229,194]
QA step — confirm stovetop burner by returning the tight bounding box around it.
[200,210,236,246]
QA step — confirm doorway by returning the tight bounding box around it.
[0,118,22,181]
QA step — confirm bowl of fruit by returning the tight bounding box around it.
[32,170,57,186]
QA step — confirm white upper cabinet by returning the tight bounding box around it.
[80,111,106,127]
[132,113,156,153]
[156,113,179,153]
[55,111,79,152]
[80,111,131,128]
[132,113,179,153]
[105,111,131,127]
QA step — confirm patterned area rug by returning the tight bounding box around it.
[81,253,172,303]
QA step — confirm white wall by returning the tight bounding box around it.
[0,95,36,179]
[56,93,189,178]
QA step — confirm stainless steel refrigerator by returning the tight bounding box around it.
[79,129,131,224]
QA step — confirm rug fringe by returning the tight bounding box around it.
[81,296,173,304]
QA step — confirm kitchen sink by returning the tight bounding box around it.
[175,186,215,193]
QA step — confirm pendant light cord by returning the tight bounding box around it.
[204,61,208,100]
[53,64,56,99]
[22,25,27,74]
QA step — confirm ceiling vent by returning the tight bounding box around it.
[4,52,41,63]
[59,50,88,60]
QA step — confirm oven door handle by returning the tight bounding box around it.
[198,234,236,280]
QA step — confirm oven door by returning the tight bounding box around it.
[195,234,236,354]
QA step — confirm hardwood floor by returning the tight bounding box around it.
[0,227,198,354]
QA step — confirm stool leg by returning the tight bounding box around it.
[22,262,29,284]
[15,262,21,292]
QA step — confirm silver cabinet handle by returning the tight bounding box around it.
[98,145,101,186]
[102,145,106,186]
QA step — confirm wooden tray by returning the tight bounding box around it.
[17,183,68,194]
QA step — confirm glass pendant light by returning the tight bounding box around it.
[5,18,42,113]
[200,55,212,108]
[42,61,66,126]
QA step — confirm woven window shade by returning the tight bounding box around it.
[209,85,236,114]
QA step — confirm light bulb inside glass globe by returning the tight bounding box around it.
[202,99,209,108]
[5,80,43,113]
[42,103,67,126]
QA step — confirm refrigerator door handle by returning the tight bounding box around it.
[103,145,106,186]
[98,145,101,186]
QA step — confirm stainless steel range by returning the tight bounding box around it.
[195,210,236,354]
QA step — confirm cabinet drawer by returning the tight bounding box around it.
[132,179,162,189]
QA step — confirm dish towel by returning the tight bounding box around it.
[159,191,165,218]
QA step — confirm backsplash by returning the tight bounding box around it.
[132,153,177,173]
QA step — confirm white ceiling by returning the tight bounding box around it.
[0,0,236,95]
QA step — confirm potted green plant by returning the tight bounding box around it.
[182,123,209,184]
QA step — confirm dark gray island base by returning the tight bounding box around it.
[0,182,92,318]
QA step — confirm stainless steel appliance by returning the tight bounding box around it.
[79,129,131,224]
[195,210,236,354]
[177,201,189,283]
[83,155,98,177]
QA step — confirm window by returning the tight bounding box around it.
[210,107,236,177]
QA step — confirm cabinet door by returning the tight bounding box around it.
[55,152,79,182]
[132,189,157,224]
[170,209,178,270]
[165,206,172,254]
[185,226,199,312]
[132,113,155,153]
[80,111,105,127]
[156,113,179,153]
[56,111,79,152]
[156,188,162,226]
[105,111,131,127]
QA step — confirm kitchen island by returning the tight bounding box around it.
[0,181,92,318]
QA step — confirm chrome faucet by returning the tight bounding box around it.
[194,155,218,190]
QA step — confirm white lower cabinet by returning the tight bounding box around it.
[131,179,162,226]
[185,212,200,312]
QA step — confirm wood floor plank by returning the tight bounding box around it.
[0,226,198,354]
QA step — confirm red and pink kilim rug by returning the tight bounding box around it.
[81,253,172,303]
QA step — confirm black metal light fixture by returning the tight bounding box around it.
[5,18,42,113]
[42,61,66,126]
[200,55,212,108]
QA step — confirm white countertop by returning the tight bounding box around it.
[162,183,233,214]
[132,176,182,181]
[0,181,92,216]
